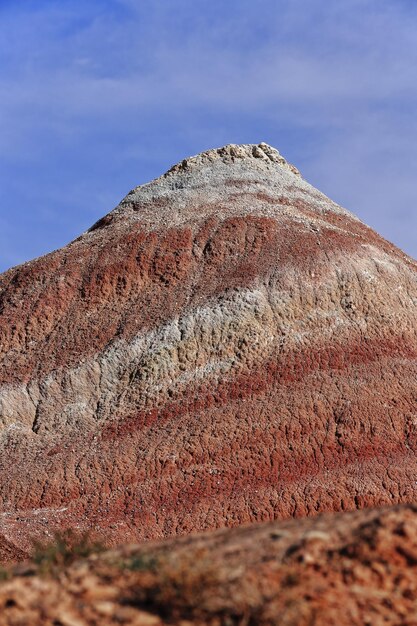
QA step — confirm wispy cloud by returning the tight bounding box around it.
[0,0,416,270]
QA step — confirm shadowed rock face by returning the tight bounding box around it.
[1,142,417,557]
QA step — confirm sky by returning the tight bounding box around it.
[0,0,416,271]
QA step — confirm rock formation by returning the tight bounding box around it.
[1,142,417,557]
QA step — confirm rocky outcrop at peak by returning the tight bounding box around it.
[1,143,417,556]
[164,142,301,176]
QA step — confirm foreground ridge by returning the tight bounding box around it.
[1,504,417,625]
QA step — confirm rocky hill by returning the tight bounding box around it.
[1,143,417,558]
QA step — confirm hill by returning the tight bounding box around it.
[1,143,417,557]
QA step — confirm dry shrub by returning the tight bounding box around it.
[126,547,225,620]
[31,530,104,575]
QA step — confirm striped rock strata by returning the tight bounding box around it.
[1,143,417,557]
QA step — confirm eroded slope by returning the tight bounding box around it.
[1,143,417,554]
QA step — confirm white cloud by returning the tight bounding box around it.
[0,0,417,269]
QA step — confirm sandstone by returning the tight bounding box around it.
[0,143,417,557]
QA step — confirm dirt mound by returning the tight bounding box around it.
[1,504,417,625]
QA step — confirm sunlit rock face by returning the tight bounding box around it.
[1,142,417,558]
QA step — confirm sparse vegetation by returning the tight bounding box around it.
[125,553,158,572]
[0,567,9,582]
[123,547,227,622]
[31,530,104,575]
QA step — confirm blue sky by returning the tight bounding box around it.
[1,0,416,271]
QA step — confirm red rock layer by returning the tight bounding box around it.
[0,143,417,555]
